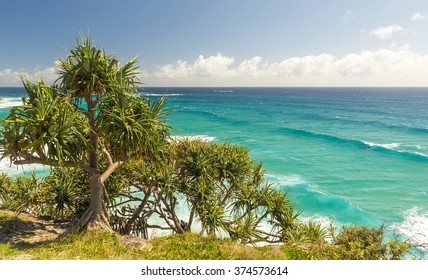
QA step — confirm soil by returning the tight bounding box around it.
[0,209,152,251]
[0,209,68,244]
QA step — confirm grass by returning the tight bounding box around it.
[1,210,310,260]
[0,210,311,260]
[142,233,297,260]
[0,212,36,236]
[0,211,411,260]
[0,230,312,260]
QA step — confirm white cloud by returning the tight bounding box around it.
[155,53,235,80]
[4,49,428,87]
[370,25,404,39]
[0,65,58,86]
[0,69,22,85]
[150,48,428,87]
[411,12,425,22]
[32,66,58,84]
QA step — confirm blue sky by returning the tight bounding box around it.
[1,0,428,86]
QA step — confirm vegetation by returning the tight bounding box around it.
[0,170,88,219]
[0,35,412,260]
[0,35,170,230]
[0,166,411,260]
[0,211,410,260]
[108,138,300,243]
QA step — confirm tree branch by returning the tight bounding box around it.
[100,155,129,183]
[101,144,114,166]
[100,161,122,183]
[13,155,96,173]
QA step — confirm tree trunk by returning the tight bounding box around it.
[88,172,110,229]
[76,94,112,231]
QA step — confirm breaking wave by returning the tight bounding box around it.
[171,135,216,142]
[0,97,22,109]
[278,127,428,163]
[391,208,428,251]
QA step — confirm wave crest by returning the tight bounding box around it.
[141,93,183,97]
[279,127,428,163]
[171,135,216,142]
[0,97,22,109]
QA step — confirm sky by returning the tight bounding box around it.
[1,0,428,87]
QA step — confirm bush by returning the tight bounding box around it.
[0,173,47,214]
[285,220,329,243]
[0,169,90,220]
[108,138,300,243]
[41,168,90,219]
[304,223,411,260]
[331,224,386,259]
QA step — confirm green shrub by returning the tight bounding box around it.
[319,224,411,260]
[41,168,89,219]
[1,173,47,214]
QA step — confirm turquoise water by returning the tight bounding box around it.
[1,87,428,255]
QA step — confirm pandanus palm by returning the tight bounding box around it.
[0,35,170,230]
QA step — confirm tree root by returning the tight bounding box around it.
[61,208,112,236]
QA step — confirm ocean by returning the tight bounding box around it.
[1,87,428,256]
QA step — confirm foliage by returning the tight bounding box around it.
[108,138,301,243]
[285,220,329,244]
[41,168,89,219]
[0,173,47,214]
[0,34,413,259]
[0,173,13,204]
[333,223,387,259]
[386,239,412,260]
[299,223,411,260]
[0,209,412,260]
[0,170,89,219]
[0,34,171,229]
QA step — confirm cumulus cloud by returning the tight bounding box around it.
[4,49,428,87]
[370,25,404,39]
[151,48,428,86]
[411,12,425,22]
[155,53,235,80]
[0,65,58,86]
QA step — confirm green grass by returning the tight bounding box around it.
[142,233,295,260]
[0,227,310,260]
[0,212,35,236]
[0,211,411,260]
[0,230,139,260]
[1,211,308,260]
[27,230,139,260]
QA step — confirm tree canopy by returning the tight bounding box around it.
[0,35,170,229]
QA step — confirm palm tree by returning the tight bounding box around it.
[0,34,170,230]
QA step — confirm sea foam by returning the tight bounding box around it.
[392,208,428,251]
[171,135,216,142]
[266,174,307,186]
[140,93,183,97]
[0,97,22,108]
[362,141,400,149]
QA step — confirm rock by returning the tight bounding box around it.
[120,235,152,251]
